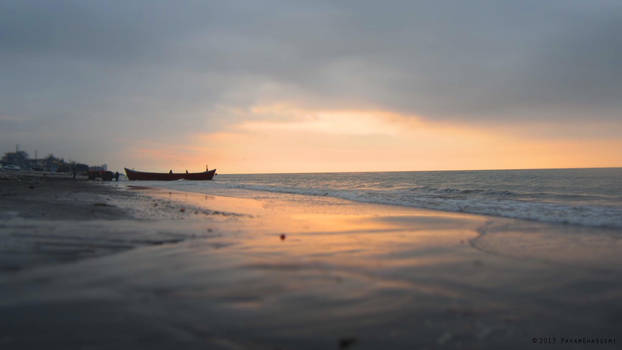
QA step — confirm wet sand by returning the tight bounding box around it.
[1,176,621,349]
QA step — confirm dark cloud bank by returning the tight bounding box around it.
[1,0,621,165]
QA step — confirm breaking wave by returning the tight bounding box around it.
[149,169,622,229]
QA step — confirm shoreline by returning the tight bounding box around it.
[138,182,622,270]
[150,169,622,230]
[1,175,621,348]
[0,175,221,272]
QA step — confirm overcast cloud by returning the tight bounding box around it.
[1,0,621,167]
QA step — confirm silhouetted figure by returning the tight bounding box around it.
[169,169,173,174]
[72,165,76,180]
[114,171,119,181]
[186,169,189,174]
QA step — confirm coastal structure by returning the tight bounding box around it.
[1,150,96,174]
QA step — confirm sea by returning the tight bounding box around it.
[144,168,622,229]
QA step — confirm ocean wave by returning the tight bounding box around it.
[188,182,622,229]
[144,168,622,229]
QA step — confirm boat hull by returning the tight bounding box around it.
[124,168,216,181]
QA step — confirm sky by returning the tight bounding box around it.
[1,0,621,173]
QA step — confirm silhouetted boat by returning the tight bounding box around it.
[124,168,216,181]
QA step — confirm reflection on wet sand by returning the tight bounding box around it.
[2,186,622,349]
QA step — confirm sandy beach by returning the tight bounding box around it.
[1,175,621,349]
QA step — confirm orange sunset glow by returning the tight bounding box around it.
[127,105,622,173]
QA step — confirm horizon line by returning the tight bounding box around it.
[216,166,622,176]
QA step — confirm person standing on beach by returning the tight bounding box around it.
[114,172,119,181]
[72,165,77,180]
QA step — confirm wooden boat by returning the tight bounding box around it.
[124,168,216,181]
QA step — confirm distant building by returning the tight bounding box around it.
[1,149,97,174]
[89,164,108,171]
[1,151,30,169]
[42,154,63,172]
[74,163,89,173]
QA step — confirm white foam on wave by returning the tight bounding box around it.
[149,180,622,229]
